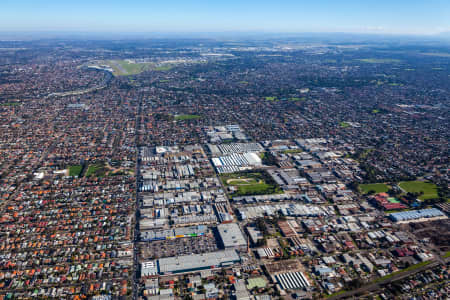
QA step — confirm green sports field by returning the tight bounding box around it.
[174,114,202,121]
[68,165,83,177]
[85,164,107,177]
[359,183,390,194]
[221,171,282,198]
[398,181,438,200]
[265,96,278,101]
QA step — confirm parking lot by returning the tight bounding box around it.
[139,235,219,259]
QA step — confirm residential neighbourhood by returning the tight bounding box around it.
[0,37,448,299]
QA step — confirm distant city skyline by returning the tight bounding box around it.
[1,0,449,35]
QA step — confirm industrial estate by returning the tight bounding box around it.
[0,35,448,300]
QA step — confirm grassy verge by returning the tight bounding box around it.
[373,260,432,283]
[325,290,347,298]
[384,208,414,214]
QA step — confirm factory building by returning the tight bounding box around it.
[389,208,446,223]
[217,223,247,250]
[212,152,262,174]
[157,250,240,275]
[275,271,311,290]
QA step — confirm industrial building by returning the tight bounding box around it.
[217,223,247,249]
[212,152,262,174]
[238,203,335,219]
[142,261,158,277]
[275,271,311,290]
[157,250,240,275]
[389,208,446,223]
[247,227,263,245]
[208,142,264,155]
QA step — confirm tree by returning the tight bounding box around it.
[347,181,359,191]
[344,278,364,290]
[261,151,277,166]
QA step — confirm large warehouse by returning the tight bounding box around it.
[217,223,247,249]
[389,208,446,223]
[212,152,262,174]
[275,271,311,290]
[157,250,240,275]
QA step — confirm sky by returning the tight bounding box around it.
[1,0,449,35]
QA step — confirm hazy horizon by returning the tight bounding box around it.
[0,30,449,43]
[1,0,449,36]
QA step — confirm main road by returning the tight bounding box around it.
[132,95,143,300]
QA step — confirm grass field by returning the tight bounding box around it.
[265,96,278,101]
[227,178,259,185]
[339,121,350,128]
[105,60,151,76]
[101,60,173,76]
[153,64,173,71]
[85,164,106,177]
[246,277,267,289]
[289,97,306,101]
[236,182,276,195]
[359,183,390,194]
[174,114,202,121]
[0,102,21,106]
[283,149,302,154]
[398,181,438,200]
[357,58,401,64]
[221,171,282,198]
[325,290,347,298]
[68,165,83,177]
